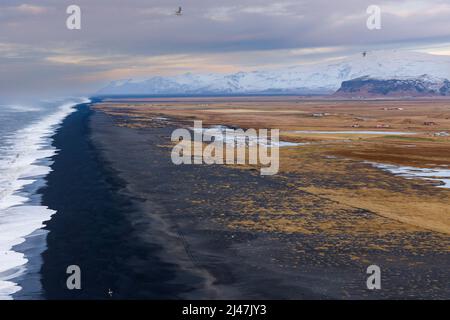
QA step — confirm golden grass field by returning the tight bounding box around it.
[94,97,450,245]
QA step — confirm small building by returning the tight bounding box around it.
[423,121,437,126]
[351,124,361,128]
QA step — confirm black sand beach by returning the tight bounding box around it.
[39,104,201,299]
[35,103,450,299]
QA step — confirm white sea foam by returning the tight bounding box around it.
[0,98,90,300]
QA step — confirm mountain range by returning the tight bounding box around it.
[97,50,450,96]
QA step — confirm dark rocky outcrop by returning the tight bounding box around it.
[334,75,450,98]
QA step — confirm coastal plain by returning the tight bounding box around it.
[90,97,450,298]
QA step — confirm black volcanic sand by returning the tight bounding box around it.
[40,104,205,299]
[39,104,450,299]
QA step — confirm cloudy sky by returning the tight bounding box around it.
[1,0,450,100]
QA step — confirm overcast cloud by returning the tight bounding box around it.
[1,0,450,100]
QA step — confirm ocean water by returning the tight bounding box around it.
[0,98,90,299]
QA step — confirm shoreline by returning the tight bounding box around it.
[0,99,87,300]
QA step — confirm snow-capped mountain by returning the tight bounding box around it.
[97,50,450,96]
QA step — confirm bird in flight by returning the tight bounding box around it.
[175,6,182,16]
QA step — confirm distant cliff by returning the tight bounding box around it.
[334,75,450,98]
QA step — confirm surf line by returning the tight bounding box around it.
[171,120,279,175]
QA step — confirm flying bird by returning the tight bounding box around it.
[175,6,182,16]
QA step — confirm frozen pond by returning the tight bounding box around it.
[192,125,307,147]
[293,131,416,135]
[369,162,450,189]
